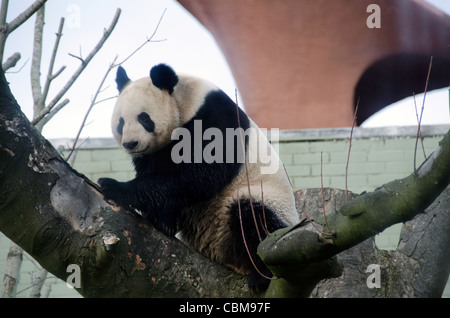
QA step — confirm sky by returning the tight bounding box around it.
[4,0,450,140]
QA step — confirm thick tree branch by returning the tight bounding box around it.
[397,185,450,297]
[259,131,450,296]
[297,186,450,298]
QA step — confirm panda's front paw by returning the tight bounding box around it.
[98,178,124,205]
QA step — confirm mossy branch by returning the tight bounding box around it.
[259,130,450,296]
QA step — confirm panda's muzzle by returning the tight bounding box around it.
[122,141,149,156]
[122,141,138,151]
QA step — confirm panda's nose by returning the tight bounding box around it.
[122,141,138,150]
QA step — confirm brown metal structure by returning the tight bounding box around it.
[178,0,450,129]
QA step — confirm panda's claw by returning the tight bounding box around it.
[98,177,123,202]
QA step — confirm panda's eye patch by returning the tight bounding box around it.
[117,117,125,135]
[138,112,155,133]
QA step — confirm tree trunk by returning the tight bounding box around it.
[1,242,22,297]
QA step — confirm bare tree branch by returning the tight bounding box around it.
[117,8,167,66]
[0,0,8,31]
[2,51,20,70]
[28,267,48,298]
[38,98,69,127]
[7,0,47,34]
[31,8,121,126]
[65,8,167,160]
[0,0,11,63]
[4,56,28,74]
[1,242,23,298]
[259,131,450,296]
[66,57,117,161]
[0,0,48,63]
[30,5,44,126]
[41,17,65,110]
[68,52,84,64]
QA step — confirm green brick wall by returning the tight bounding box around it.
[277,126,444,195]
[1,125,449,297]
[57,138,135,183]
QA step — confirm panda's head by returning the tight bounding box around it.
[112,64,181,156]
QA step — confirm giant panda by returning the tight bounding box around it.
[98,64,299,291]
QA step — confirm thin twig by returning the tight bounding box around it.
[66,57,117,161]
[260,181,269,236]
[66,9,167,160]
[413,93,427,159]
[91,94,117,106]
[68,52,84,64]
[234,88,275,282]
[320,152,331,233]
[4,57,29,73]
[414,56,433,175]
[41,17,65,108]
[404,213,436,233]
[235,89,262,242]
[237,191,276,281]
[345,97,359,202]
[294,193,333,236]
[117,8,167,66]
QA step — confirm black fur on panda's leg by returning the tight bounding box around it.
[228,200,288,292]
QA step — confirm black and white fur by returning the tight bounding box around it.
[98,64,299,291]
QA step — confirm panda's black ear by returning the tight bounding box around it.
[116,66,131,93]
[150,64,179,94]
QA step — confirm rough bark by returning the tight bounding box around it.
[302,187,450,297]
[397,186,450,297]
